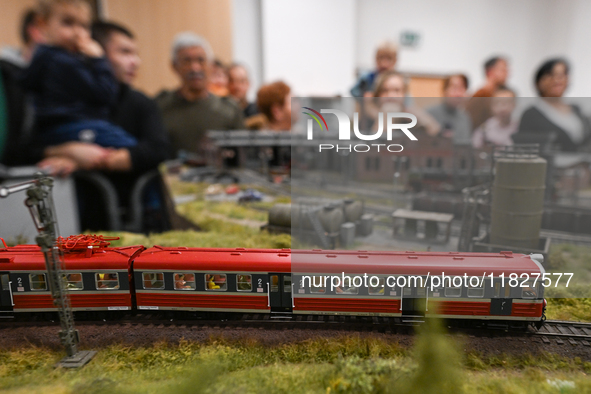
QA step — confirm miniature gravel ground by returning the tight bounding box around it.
[1,324,590,361]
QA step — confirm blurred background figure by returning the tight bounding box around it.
[0,8,44,67]
[427,74,472,145]
[227,63,258,118]
[0,8,44,166]
[208,58,229,96]
[472,87,517,148]
[22,0,138,152]
[515,58,591,152]
[350,41,397,97]
[156,32,243,156]
[372,71,439,136]
[466,56,510,129]
[256,81,292,131]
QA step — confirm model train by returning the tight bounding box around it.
[0,235,546,328]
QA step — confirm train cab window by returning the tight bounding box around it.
[64,273,83,290]
[205,274,227,291]
[467,286,484,298]
[237,275,252,291]
[368,277,385,295]
[143,272,164,289]
[444,286,462,297]
[29,274,47,291]
[521,282,537,299]
[96,273,119,290]
[284,276,292,293]
[309,276,326,294]
[174,273,196,290]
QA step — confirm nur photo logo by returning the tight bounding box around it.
[302,107,418,153]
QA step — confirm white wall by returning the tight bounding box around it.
[231,0,263,101]
[233,0,591,98]
[558,0,591,97]
[260,0,356,96]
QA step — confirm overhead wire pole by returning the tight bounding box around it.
[0,175,95,368]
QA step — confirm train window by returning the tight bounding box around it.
[29,274,47,291]
[270,275,279,292]
[402,287,412,297]
[1,274,9,291]
[174,273,196,290]
[522,282,537,299]
[96,273,120,290]
[237,274,252,292]
[467,286,484,298]
[444,287,462,297]
[336,285,358,295]
[143,272,164,290]
[493,282,511,298]
[205,274,227,291]
[309,276,326,294]
[335,276,358,294]
[368,277,385,295]
[284,276,292,293]
[64,273,83,291]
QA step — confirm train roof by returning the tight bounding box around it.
[134,246,292,272]
[291,250,544,276]
[0,244,144,270]
[134,247,543,276]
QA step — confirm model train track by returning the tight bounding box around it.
[3,314,591,349]
[530,320,591,346]
[0,313,416,330]
[3,314,589,335]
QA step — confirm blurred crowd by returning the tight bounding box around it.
[0,0,588,230]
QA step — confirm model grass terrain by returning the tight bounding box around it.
[1,320,590,394]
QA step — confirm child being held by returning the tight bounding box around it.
[472,87,517,148]
[22,0,137,149]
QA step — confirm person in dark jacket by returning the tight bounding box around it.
[515,58,591,152]
[38,21,169,176]
[37,20,171,232]
[22,0,137,149]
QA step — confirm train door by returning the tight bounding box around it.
[490,280,512,316]
[401,284,426,316]
[268,273,293,312]
[0,273,13,313]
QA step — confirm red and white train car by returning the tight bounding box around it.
[133,246,292,313]
[292,250,545,324]
[0,239,143,315]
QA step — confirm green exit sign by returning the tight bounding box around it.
[400,30,421,48]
